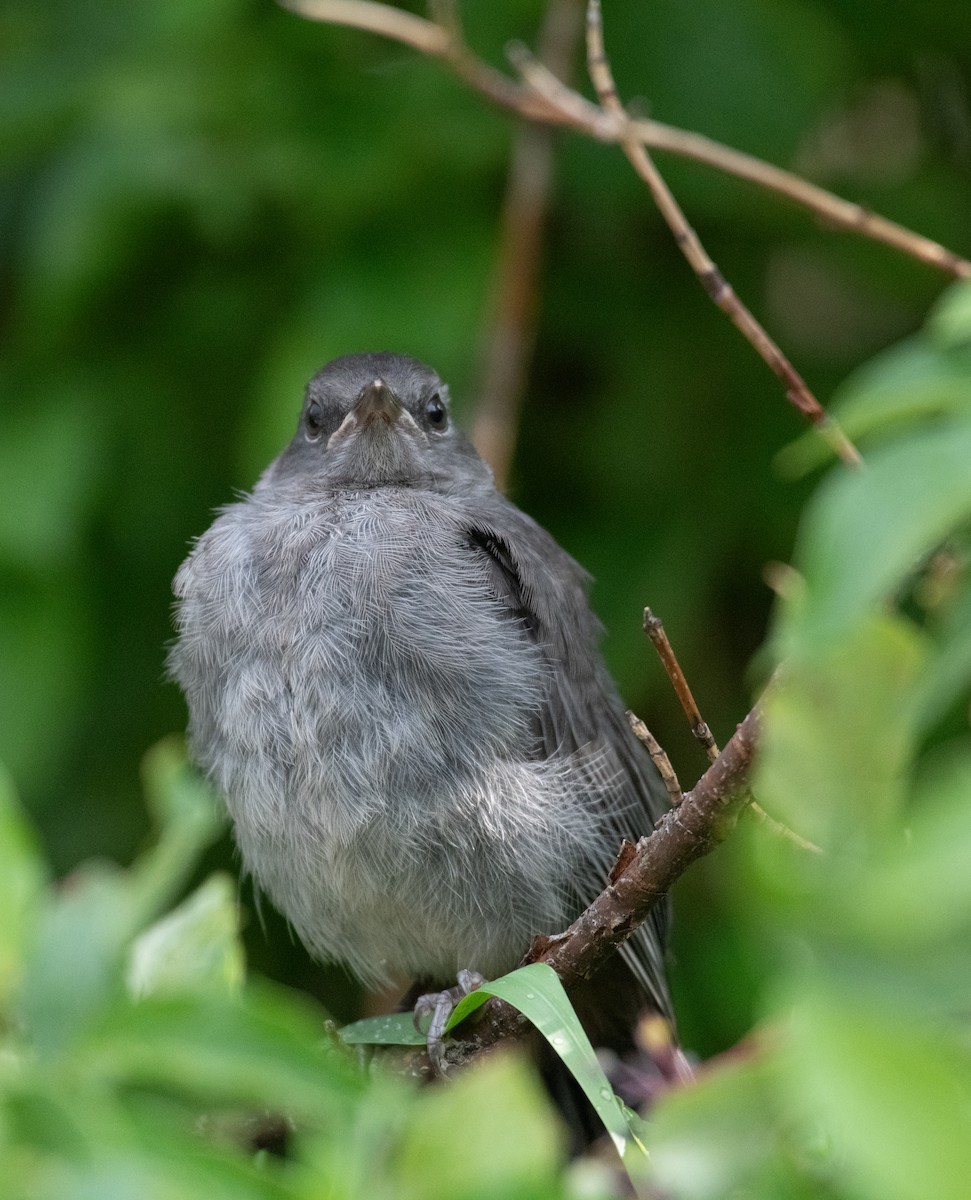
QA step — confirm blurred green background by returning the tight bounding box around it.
[2,0,969,1057]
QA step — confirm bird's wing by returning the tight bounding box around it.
[461,497,673,1023]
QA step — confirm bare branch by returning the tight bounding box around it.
[471,0,586,485]
[643,607,718,763]
[279,0,449,54]
[634,118,971,279]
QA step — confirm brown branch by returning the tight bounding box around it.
[470,0,586,486]
[627,709,683,806]
[634,118,971,279]
[643,607,718,762]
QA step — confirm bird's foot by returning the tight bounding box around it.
[413,968,485,1075]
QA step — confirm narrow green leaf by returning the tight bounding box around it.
[451,965,650,1186]
[340,1012,427,1047]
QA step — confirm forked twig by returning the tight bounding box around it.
[282,0,971,279]
[280,2,970,459]
[642,607,821,855]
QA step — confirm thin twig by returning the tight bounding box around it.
[281,0,567,122]
[643,608,718,762]
[634,118,971,279]
[471,0,586,485]
[584,0,860,467]
[627,710,683,806]
[642,606,821,855]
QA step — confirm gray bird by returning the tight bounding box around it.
[169,351,672,1058]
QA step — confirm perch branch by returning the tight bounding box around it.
[448,705,762,1056]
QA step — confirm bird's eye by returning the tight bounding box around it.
[306,401,325,438]
[425,393,448,432]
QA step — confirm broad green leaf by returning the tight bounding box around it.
[0,761,46,1008]
[127,873,244,1000]
[928,279,971,348]
[783,419,971,652]
[3,1085,293,1200]
[649,1050,813,1200]
[783,987,971,1200]
[77,984,360,1123]
[20,863,135,1057]
[776,337,971,476]
[912,568,971,732]
[396,1052,564,1200]
[852,750,971,945]
[126,740,224,930]
[757,616,923,848]
[20,744,225,1056]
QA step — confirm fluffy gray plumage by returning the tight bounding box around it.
[170,352,671,1023]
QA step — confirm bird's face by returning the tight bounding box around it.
[270,352,493,495]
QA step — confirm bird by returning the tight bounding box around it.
[169,351,673,1087]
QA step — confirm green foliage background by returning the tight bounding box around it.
[2,0,971,1169]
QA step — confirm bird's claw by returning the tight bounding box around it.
[413,969,485,1075]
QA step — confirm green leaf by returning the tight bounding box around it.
[775,337,971,477]
[126,873,244,1000]
[757,616,923,849]
[852,749,971,946]
[79,984,361,1123]
[649,1051,809,1200]
[912,568,971,733]
[0,761,46,1009]
[20,863,136,1057]
[340,1011,427,1046]
[783,987,971,1200]
[928,279,971,349]
[126,740,225,931]
[784,419,971,652]
[396,1051,564,1200]
[19,743,225,1056]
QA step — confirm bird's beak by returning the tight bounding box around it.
[327,377,423,450]
[352,378,404,428]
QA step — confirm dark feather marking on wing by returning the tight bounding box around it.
[465,527,540,640]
